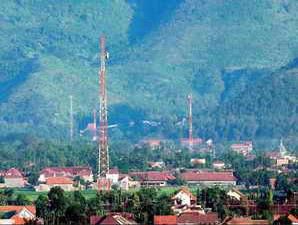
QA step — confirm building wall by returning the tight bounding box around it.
[174,192,191,206]
[141,181,167,187]
[106,174,119,184]
[49,184,74,191]
[4,178,25,188]
[36,183,74,192]
[0,219,14,224]
[227,190,242,201]
[187,180,236,186]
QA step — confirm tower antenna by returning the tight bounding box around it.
[69,95,73,142]
[98,36,109,178]
[188,94,193,150]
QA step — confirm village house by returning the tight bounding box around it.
[226,188,257,215]
[0,205,37,225]
[190,158,206,167]
[180,171,236,186]
[148,161,165,169]
[140,139,163,150]
[4,168,26,188]
[230,141,253,156]
[38,166,93,183]
[105,168,140,190]
[171,187,205,215]
[273,214,298,225]
[106,168,120,184]
[90,212,138,225]
[227,188,247,202]
[266,139,297,167]
[172,187,197,207]
[212,161,225,170]
[129,171,175,187]
[154,212,220,225]
[224,217,269,225]
[118,174,140,190]
[180,138,203,150]
[35,177,74,192]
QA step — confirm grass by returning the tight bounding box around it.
[13,189,98,202]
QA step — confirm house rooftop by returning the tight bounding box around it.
[0,205,36,215]
[0,205,36,225]
[154,215,177,225]
[129,171,175,181]
[90,213,137,225]
[177,212,219,225]
[5,168,23,178]
[46,177,73,185]
[41,166,92,177]
[107,168,119,175]
[288,214,298,223]
[226,217,269,225]
[181,171,236,182]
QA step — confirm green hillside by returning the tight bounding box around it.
[0,0,298,142]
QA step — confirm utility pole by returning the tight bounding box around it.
[188,94,193,150]
[69,95,73,142]
[98,36,109,178]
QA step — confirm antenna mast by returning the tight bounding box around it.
[98,36,109,178]
[188,94,193,150]
[69,95,73,142]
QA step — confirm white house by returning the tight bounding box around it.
[172,187,197,206]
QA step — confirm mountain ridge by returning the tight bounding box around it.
[0,0,297,143]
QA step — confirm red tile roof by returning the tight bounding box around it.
[5,168,24,178]
[177,212,219,224]
[0,205,36,215]
[46,177,73,185]
[129,171,175,181]
[154,215,177,225]
[40,166,92,177]
[231,141,252,148]
[0,205,36,224]
[108,168,119,174]
[226,217,269,225]
[181,171,236,182]
[288,214,298,223]
[180,138,203,144]
[90,213,137,225]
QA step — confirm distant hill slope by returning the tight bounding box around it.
[203,59,298,141]
[0,0,298,142]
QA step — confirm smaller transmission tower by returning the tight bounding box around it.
[69,95,74,142]
[188,94,193,150]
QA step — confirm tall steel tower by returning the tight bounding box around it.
[98,36,109,177]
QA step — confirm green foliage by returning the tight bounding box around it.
[15,193,31,205]
[0,1,298,141]
[273,216,291,225]
[199,186,229,219]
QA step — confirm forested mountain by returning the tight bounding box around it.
[0,0,298,143]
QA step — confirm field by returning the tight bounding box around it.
[11,186,194,202]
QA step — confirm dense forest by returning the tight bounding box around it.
[0,0,298,144]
